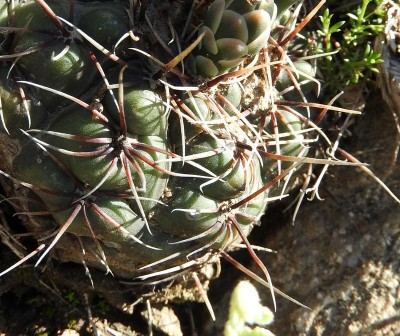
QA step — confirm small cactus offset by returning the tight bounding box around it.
[0,0,368,310]
[187,0,274,76]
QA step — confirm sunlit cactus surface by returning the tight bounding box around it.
[0,0,333,291]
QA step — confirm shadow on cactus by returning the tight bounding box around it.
[0,0,398,319]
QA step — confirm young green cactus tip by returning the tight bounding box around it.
[188,0,276,77]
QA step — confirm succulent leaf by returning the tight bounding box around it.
[244,10,272,54]
[191,0,273,76]
[214,10,249,42]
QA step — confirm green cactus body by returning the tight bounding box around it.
[188,0,274,76]
[261,109,307,173]
[0,0,319,286]
[276,60,316,100]
[105,87,168,137]
[0,66,48,138]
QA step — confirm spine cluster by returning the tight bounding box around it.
[0,0,330,284]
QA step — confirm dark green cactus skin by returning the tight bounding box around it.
[0,0,315,281]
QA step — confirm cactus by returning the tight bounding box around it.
[0,0,367,311]
[187,0,274,77]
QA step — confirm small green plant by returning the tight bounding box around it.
[64,291,80,305]
[224,281,274,336]
[96,298,111,315]
[33,329,49,336]
[311,0,385,94]
[66,318,79,330]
